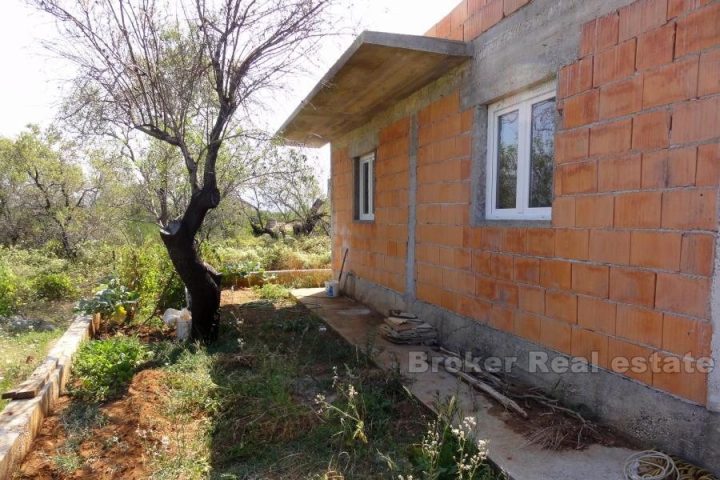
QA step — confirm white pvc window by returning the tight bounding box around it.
[358,152,374,221]
[486,82,556,220]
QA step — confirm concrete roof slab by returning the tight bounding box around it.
[277,31,471,147]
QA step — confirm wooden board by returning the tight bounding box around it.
[1,358,58,400]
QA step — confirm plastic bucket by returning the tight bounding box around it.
[176,318,192,340]
[325,280,340,298]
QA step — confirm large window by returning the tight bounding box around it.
[357,152,374,221]
[486,82,556,220]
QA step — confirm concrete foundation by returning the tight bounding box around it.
[343,274,720,473]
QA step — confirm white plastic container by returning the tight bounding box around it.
[163,308,192,340]
[325,280,340,298]
[176,309,192,340]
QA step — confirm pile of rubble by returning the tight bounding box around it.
[0,315,56,334]
[379,310,437,345]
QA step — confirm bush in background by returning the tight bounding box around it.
[33,272,76,300]
[0,261,20,316]
[212,235,331,274]
[114,242,185,317]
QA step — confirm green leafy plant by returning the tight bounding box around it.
[33,272,76,300]
[70,337,147,402]
[76,277,139,319]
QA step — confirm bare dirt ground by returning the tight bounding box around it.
[18,369,167,479]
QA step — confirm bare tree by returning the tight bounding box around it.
[8,127,102,258]
[244,148,327,237]
[32,0,336,341]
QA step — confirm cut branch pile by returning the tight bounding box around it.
[435,347,614,451]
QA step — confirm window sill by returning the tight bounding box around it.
[472,218,552,229]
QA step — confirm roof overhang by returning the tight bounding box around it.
[277,31,472,147]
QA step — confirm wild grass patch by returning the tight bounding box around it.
[0,328,63,409]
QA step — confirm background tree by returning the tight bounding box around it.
[33,0,336,341]
[243,149,328,237]
[0,138,36,246]
[0,126,109,257]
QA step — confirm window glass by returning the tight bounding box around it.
[358,153,374,221]
[362,161,370,215]
[529,98,555,208]
[485,82,556,220]
[496,110,519,209]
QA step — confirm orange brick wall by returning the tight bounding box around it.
[414,93,477,313]
[549,0,719,404]
[425,0,532,42]
[332,118,410,293]
[333,0,720,406]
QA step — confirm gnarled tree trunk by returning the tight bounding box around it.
[160,186,221,342]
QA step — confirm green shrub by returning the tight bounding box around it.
[0,262,20,316]
[221,259,264,278]
[115,242,184,316]
[253,283,291,300]
[71,337,147,402]
[33,272,76,300]
[0,246,83,310]
[207,235,331,273]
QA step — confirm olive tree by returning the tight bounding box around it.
[33,0,336,341]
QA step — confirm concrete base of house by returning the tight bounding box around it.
[342,273,720,474]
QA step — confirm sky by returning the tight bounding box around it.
[0,0,459,188]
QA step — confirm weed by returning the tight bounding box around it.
[61,402,108,436]
[70,336,147,402]
[404,397,499,480]
[253,283,291,300]
[52,448,83,474]
[315,368,368,445]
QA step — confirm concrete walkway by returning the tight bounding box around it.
[293,288,639,480]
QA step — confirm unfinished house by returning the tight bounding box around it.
[279,0,720,471]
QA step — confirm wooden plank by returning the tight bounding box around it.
[2,315,93,400]
[1,358,58,400]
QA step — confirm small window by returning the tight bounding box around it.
[358,152,375,221]
[486,82,556,220]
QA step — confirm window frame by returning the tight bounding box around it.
[485,82,556,221]
[358,152,375,221]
